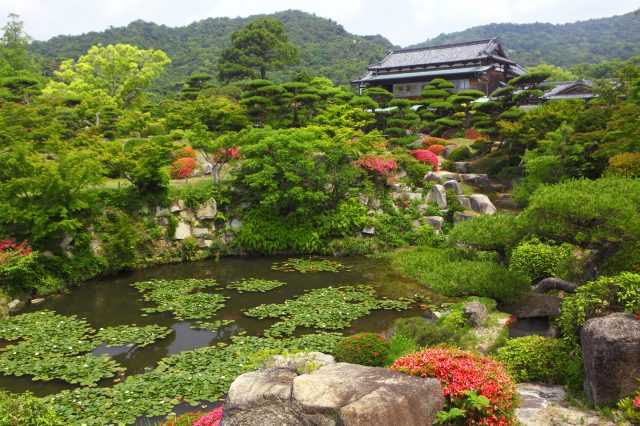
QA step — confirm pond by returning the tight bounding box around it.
[0,256,446,404]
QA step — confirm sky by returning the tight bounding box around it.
[0,0,638,46]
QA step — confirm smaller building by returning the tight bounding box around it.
[352,38,526,98]
[520,80,597,110]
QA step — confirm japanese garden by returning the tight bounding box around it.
[0,7,639,426]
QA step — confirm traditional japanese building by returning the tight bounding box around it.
[352,38,526,98]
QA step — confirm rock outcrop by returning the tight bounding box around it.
[581,313,640,405]
[426,184,447,209]
[222,353,444,426]
[469,194,497,215]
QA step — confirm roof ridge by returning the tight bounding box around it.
[391,38,496,54]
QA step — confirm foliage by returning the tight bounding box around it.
[617,389,640,424]
[392,347,518,426]
[160,406,223,426]
[271,257,345,273]
[495,336,571,383]
[392,317,464,348]
[557,272,640,345]
[104,137,172,191]
[508,237,572,283]
[353,155,397,176]
[333,332,390,367]
[190,319,235,331]
[409,149,438,170]
[447,146,472,162]
[217,17,299,82]
[243,285,413,337]
[427,144,445,155]
[226,278,286,292]
[93,324,173,347]
[607,152,640,178]
[391,247,529,302]
[132,279,227,320]
[0,390,62,426]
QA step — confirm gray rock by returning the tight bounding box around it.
[155,207,169,217]
[90,238,101,256]
[191,169,203,177]
[504,293,562,318]
[370,198,381,209]
[394,168,407,179]
[357,193,369,206]
[31,298,45,305]
[192,227,211,238]
[582,313,640,405]
[426,184,447,209]
[264,352,336,374]
[444,145,457,158]
[196,199,217,220]
[422,216,444,230]
[452,161,470,173]
[433,171,460,182]
[423,171,441,183]
[179,209,194,220]
[8,299,24,312]
[443,180,463,195]
[460,174,491,188]
[453,211,478,224]
[174,221,192,240]
[457,195,472,210]
[170,200,184,213]
[469,194,497,215]
[223,358,444,426]
[60,234,74,250]
[203,162,213,175]
[464,301,489,327]
[412,219,422,230]
[361,226,375,235]
[230,218,242,230]
[406,192,423,201]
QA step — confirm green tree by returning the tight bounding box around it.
[0,14,33,73]
[526,64,579,82]
[43,44,170,110]
[217,17,299,82]
[103,138,171,192]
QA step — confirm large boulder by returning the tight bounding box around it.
[581,313,640,405]
[174,221,192,240]
[457,195,472,210]
[222,355,444,426]
[424,171,441,183]
[464,301,489,327]
[469,194,497,215]
[196,199,217,220]
[452,162,470,173]
[426,185,447,209]
[423,216,444,231]
[443,180,463,195]
[453,211,478,224]
[503,293,562,319]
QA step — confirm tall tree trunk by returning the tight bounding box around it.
[260,66,266,79]
[584,241,622,280]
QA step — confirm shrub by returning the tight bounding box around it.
[427,144,445,155]
[392,317,463,347]
[160,406,223,426]
[617,389,640,424]
[385,334,417,366]
[508,238,572,283]
[182,236,200,260]
[410,149,439,170]
[170,157,197,179]
[464,129,481,139]
[607,152,640,178]
[471,138,492,155]
[422,136,447,147]
[392,347,518,425]
[141,122,167,137]
[0,390,62,425]
[353,155,397,176]
[557,272,640,345]
[448,146,472,161]
[495,336,571,383]
[333,332,391,367]
[173,145,197,159]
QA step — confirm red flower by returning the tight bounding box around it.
[170,157,197,179]
[213,146,240,164]
[633,395,640,409]
[0,239,32,264]
[410,149,439,171]
[427,144,445,155]
[353,155,397,176]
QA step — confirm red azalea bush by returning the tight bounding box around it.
[427,144,445,155]
[160,406,223,426]
[391,347,518,425]
[213,146,240,164]
[618,391,640,423]
[334,332,391,367]
[410,149,439,171]
[0,239,32,264]
[173,145,197,159]
[170,157,197,179]
[353,155,397,176]
[422,136,447,147]
[464,129,481,139]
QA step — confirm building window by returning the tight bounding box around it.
[450,79,470,91]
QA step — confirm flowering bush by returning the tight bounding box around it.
[391,347,518,425]
[410,149,439,171]
[427,144,445,155]
[618,390,640,423]
[160,406,223,426]
[464,129,481,139]
[334,332,390,367]
[213,146,240,164]
[170,157,197,179]
[0,239,32,263]
[422,136,447,147]
[172,145,197,159]
[0,239,42,295]
[353,155,397,176]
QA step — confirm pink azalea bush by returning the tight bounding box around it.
[160,406,223,426]
[410,149,439,171]
[353,155,397,176]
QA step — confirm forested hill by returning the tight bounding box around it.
[29,10,395,91]
[409,11,640,67]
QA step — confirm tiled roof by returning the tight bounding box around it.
[358,65,493,82]
[369,39,511,70]
[543,80,595,99]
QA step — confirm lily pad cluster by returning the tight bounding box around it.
[44,333,343,425]
[132,279,227,320]
[0,311,124,386]
[227,278,287,293]
[191,319,235,331]
[94,324,173,347]
[271,257,347,273]
[243,285,414,337]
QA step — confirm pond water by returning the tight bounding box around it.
[0,256,446,398]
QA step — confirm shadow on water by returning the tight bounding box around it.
[0,256,448,401]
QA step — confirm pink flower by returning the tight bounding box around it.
[410,149,439,170]
[633,395,640,409]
